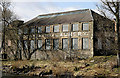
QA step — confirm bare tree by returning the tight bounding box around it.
[97,0,120,66]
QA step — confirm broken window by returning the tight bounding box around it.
[53,25,59,32]
[72,38,78,50]
[82,38,89,49]
[62,24,68,32]
[82,23,89,31]
[38,40,42,49]
[62,38,68,50]
[45,39,51,50]
[53,39,59,50]
[72,24,78,31]
[30,40,35,50]
[38,27,42,33]
[46,26,50,33]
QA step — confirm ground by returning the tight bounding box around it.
[2,56,120,77]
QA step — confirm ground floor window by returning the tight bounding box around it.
[24,40,28,49]
[72,38,78,50]
[45,39,51,50]
[30,40,35,50]
[62,38,68,50]
[38,40,42,49]
[53,39,59,50]
[82,38,89,49]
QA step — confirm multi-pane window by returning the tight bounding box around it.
[30,40,35,50]
[62,38,68,50]
[38,27,42,33]
[53,25,59,32]
[82,38,89,49]
[24,28,28,34]
[24,40,28,49]
[30,28,35,33]
[45,39,51,50]
[46,26,50,33]
[53,39,59,50]
[82,23,89,30]
[72,24,78,31]
[72,38,78,50]
[62,24,69,32]
[38,40,42,49]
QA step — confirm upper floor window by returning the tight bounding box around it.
[62,24,68,32]
[72,38,78,50]
[82,38,89,49]
[72,24,78,31]
[24,28,28,34]
[30,28,35,33]
[53,25,59,32]
[82,23,89,31]
[38,27,42,33]
[46,26,50,33]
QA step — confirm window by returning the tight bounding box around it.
[24,28,28,34]
[30,40,35,50]
[38,27,42,33]
[82,23,89,30]
[45,39,51,50]
[18,29,22,35]
[53,39,59,50]
[72,24,78,31]
[72,38,78,50]
[62,38,68,50]
[62,24,68,32]
[82,38,89,49]
[53,25,59,32]
[30,28,35,33]
[38,40,42,49]
[46,26,50,33]
[24,40,28,49]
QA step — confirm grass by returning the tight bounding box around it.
[2,55,119,77]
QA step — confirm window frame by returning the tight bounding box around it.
[53,39,59,50]
[45,26,50,33]
[82,38,89,50]
[30,27,35,34]
[38,26,42,33]
[38,39,42,50]
[62,24,69,32]
[45,39,51,50]
[62,38,68,50]
[53,25,59,33]
[72,23,79,31]
[82,23,89,31]
[71,38,78,50]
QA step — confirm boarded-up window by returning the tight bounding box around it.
[72,38,78,50]
[53,25,59,32]
[45,39,51,50]
[24,28,28,34]
[62,24,68,32]
[30,28,35,33]
[46,26,50,33]
[30,40,35,50]
[38,40,42,49]
[38,27,42,33]
[82,23,89,30]
[24,40,28,49]
[53,39,59,50]
[82,38,89,49]
[72,24,78,31]
[62,38,68,50]
[8,40,11,46]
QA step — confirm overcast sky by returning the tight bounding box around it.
[10,0,100,22]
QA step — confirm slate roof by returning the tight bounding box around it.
[23,9,93,26]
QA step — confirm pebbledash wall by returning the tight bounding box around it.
[19,9,114,60]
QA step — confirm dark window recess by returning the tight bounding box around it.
[53,39,59,50]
